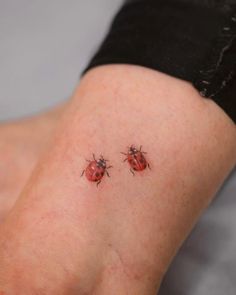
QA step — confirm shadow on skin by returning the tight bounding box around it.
[158,169,236,295]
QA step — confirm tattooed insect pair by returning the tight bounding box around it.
[81,145,150,186]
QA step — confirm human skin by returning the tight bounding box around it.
[0,65,235,294]
[0,105,65,223]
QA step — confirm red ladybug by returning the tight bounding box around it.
[121,145,150,175]
[81,154,112,186]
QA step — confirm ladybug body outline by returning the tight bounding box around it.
[81,154,112,186]
[121,145,150,175]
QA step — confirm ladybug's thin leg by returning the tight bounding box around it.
[96,180,101,187]
[93,153,96,161]
[147,162,151,170]
[106,170,110,177]
[130,168,135,176]
[107,165,113,169]
[121,152,128,162]
[80,170,85,177]
[85,159,91,162]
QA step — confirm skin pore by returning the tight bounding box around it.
[0,65,235,294]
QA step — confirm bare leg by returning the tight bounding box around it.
[0,66,235,295]
[0,103,66,224]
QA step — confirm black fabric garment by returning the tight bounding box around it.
[83,0,236,123]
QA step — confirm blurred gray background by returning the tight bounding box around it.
[0,1,235,294]
[0,0,122,120]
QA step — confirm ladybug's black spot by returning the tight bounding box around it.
[101,171,104,176]
[133,167,137,171]
[95,172,100,178]
[140,158,144,164]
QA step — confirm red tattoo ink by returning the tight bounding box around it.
[122,145,150,175]
[81,154,112,186]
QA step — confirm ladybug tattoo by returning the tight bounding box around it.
[81,154,112,186]
[121,145,150,175]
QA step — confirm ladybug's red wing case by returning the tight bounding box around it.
[128,152,147,171]
[128,155,139,171]
[136,152,147,170]
[124,145,150,174]
[94,167,105,180]
[82,155,111,186]
[85,161,103,182]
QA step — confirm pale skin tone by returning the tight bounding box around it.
[0,65,235,294]
[0,104,65,223]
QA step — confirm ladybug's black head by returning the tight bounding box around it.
[97,157,107,168]
[129,145,138,155]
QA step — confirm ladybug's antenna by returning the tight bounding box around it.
[100,155,109,162]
